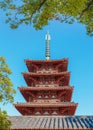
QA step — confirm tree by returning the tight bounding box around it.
[0,56,16,129]
[0,56,16,104]
[0,109,11,130]
[1,0,93,36]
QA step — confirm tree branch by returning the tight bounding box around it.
[38,0,47,10]
[30,0,47,23]
[80,0,93,18]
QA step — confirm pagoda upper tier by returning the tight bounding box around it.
[22,71,70,86]
[25,58,68,73]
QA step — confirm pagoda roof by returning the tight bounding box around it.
[25,58,68,64]
[18,86,73,91]
[22,71,70,77]
[22,72,70,86]
[14,102,77,108]
[25,58,68,73]
[9,116,93,130]
[18,86,73,102]
[14,102,78,116]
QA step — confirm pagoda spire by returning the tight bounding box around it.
[45,31,51,60]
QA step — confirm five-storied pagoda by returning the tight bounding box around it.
[14,32,78,116]
[9,33,93,130]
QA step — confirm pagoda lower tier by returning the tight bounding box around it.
[14,102,78,116]
[18,86,73,102]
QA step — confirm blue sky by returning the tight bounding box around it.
[0,17,93,116]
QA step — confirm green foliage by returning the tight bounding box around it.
[0,0,93,36]
[0,56,16,104]
[0,109,11,130]
[0,56,15,129]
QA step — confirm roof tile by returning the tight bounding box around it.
[9,116,93,129]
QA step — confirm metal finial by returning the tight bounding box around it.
[45,31,51,60]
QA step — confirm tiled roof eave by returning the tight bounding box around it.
[18,86,74,91]
[14,103,78,107]
[25,58,68,63]
[22,71,70,77]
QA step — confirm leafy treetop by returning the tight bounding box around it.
[0,0,93,36]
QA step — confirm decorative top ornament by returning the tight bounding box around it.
[45,31,51,41]
[45,31,51,60]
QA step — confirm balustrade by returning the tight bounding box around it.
[33,99,60,103]
[36,68,58,73]
[36,84,58,87]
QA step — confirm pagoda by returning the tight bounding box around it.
[14,32,78,116]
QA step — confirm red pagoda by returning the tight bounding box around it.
[14,32,78,116]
